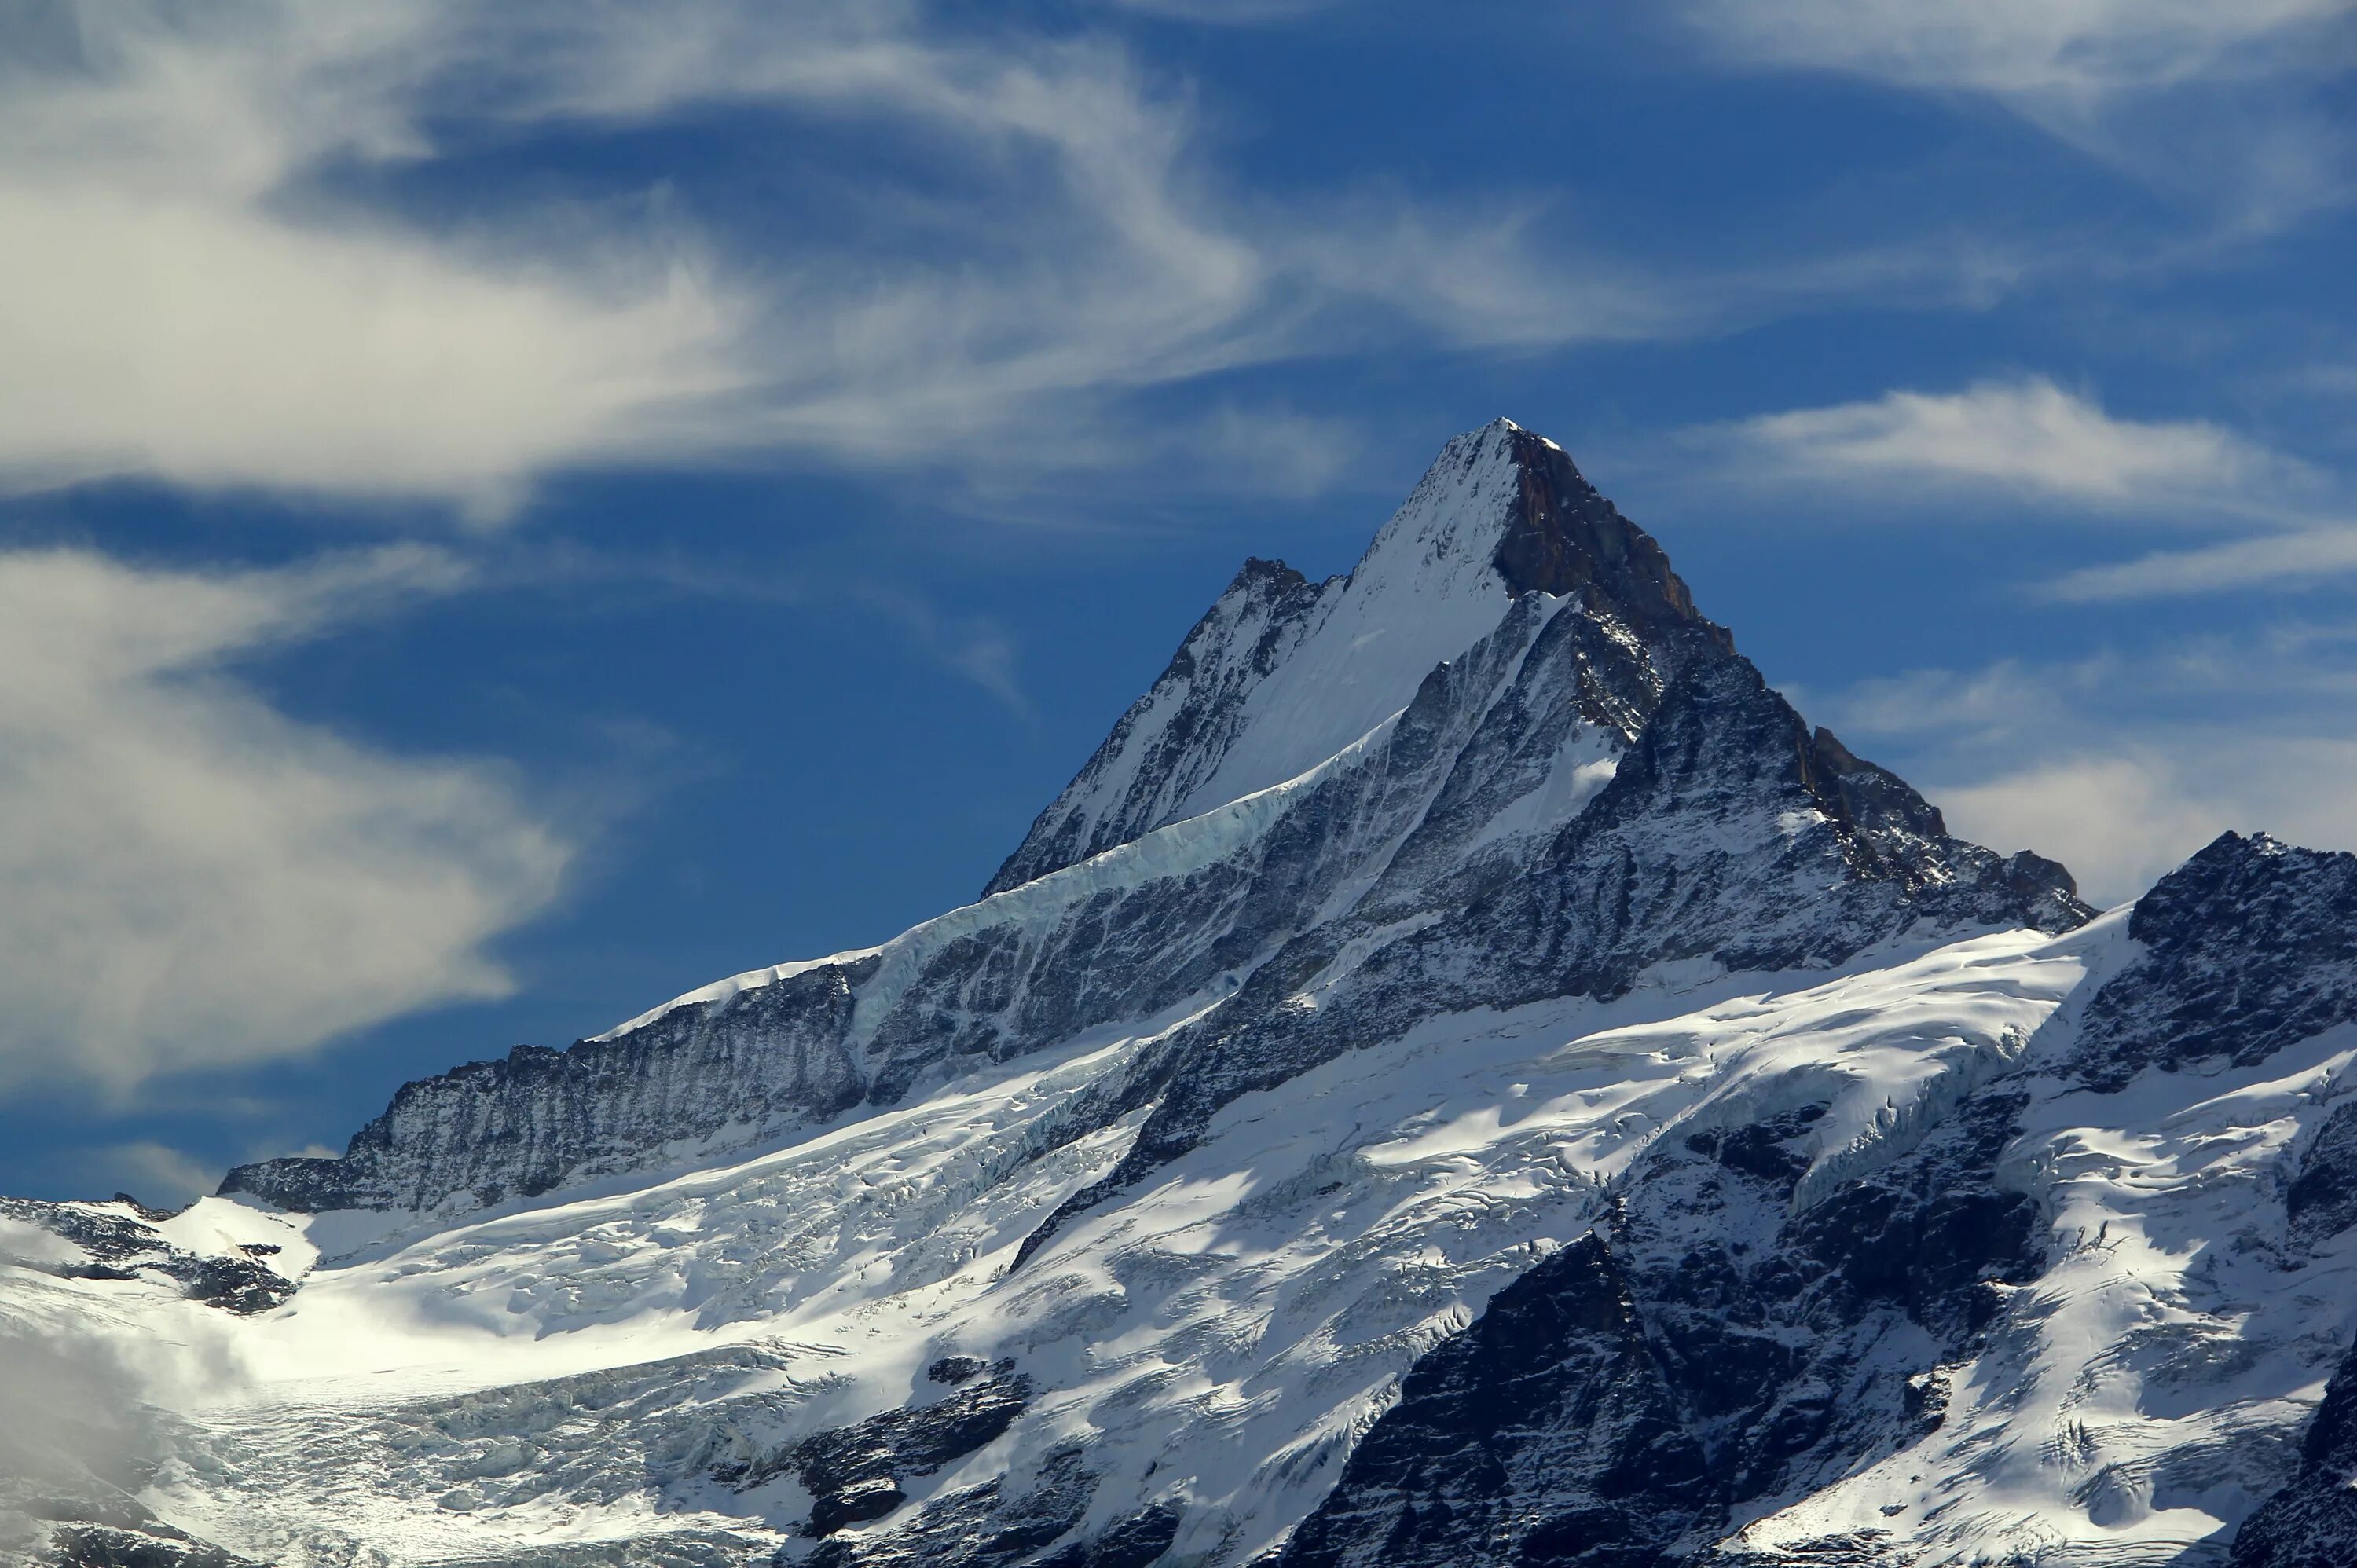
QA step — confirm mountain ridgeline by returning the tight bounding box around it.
[219,421,2083,1223]
[13,419,2357,1568]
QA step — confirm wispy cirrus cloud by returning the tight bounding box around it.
[1680,0,2351,98]
[0,3,1486,515]
[0,1,2058,521]
[1677,0,2357,233]
[0,5,757,519]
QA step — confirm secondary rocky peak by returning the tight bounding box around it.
[2073,830,2357,1090]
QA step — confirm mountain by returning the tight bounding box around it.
[2,419,2352,1568]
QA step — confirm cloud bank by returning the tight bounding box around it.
[1817,635,2357,903]
[0,546,569,1088]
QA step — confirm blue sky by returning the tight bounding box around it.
[2,0,2353,1202]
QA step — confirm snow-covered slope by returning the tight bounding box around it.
[5,421,2353,1568]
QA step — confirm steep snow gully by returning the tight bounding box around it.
[5,419,2355,1568]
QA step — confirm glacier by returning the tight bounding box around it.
[3,419,2355,1568]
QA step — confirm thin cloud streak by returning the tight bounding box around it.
[1678,0,2352,99]
[1699,376,2318,512]
[1674,376,2357,601]
[2045,523,2357,599]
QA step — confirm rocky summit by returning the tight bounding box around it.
[4,419,2355,1568]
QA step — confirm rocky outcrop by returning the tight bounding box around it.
[1487,424,1725,644]
[804,1444,1104,1568]
[2074,833,2357,1090]
[983,555,1337,898]
[722,1359,1037,1537]
[44,1521,269,1568]
[0,1196,291,1314]
[222,958,874,1213]
[2231,1349,2357,1568]
[1283,1084,2044,1566]
[1281,1231,1710,1568]
[2288,1098,2357,1251]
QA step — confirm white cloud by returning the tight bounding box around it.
[0,3,1347,509]
[1284,203,1691,350]
[0,546,568,1090]
[1691,377,2357,598]
[0,1,2033,515]
[1936,744,2357,908]
[0,5,755,517]
[851,588,1035,720]
[1933,756,2234,908]
[0,1266,247,1554]
[1712,376,2309,509]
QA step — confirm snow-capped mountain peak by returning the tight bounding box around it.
[9,420,2353,1568]
[983,417,1728,896]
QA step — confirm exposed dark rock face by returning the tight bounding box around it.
[2287,1098,2357,1251]
[988,422,1729,901]
[2075,833,2357,1091]
[1486,424,1728,650]
[1284,1090,2044,1566]
[1020,645,2086,1265]
[222,958,874,1213]
[721,1364,1036,1537]
[43,1521,269,1568]
[1032,1504,1184,1568]
[804,1444,1102,1568]
[1806,727,1948,842]
[2231,1350,2357,1568]
[1281,1232,1710,1568]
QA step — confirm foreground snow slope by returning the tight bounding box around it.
[18,887,2357,1568]
[16,928,2091,1565]
[7,421,2355,1568]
